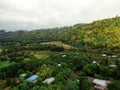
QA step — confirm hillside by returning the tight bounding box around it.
[0,16,120,49]
[67,16,120,48]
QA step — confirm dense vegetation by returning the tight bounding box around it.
[1,16,120,49]
[0,16,120,90]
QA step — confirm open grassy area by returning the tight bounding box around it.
[41,41,72,49]
[0,48,2,53]
[31,51,60,59]
[0,61,15,68]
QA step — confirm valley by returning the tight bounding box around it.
[0,16,120,90]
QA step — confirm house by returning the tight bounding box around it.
[93,79,107,87]
[62,55,66,57]
[27,75,38,83]
[92,61,100,65]
[112,55,117,58]
[102,54,106,57]
[76,53,79,55]
[93,79,110,90]
[19,73,27,79]
[58,64,61,66]
[42,77,55,84]
[109,64,116,67]
[87,77,110,90]
[77,79,79,82]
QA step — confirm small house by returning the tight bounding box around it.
[112,55,117,58]
[42,77,55,84]
[93,79,107,87]
[109,64,116,67]
[77,79,79,82]
[62,55,66,57]
[76,53,79,55]
[58,64,61,66]
[102,54,106,57]
[27,75,38,83]
[88,77,110,90]
[92,61,99,65]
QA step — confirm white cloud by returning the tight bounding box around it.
[0,0,120,31]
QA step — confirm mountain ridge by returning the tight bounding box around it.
[0,16,120,49]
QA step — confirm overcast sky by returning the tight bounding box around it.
[0,0,120,31]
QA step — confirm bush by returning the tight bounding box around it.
[108,81,120,90]
[64,79,79,90]
[79,76,92,90]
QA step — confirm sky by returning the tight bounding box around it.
[0,0,120,31]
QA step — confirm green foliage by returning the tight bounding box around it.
[108,81,120,90]
[5,78,17,87]
[17,69,24,75]
[24,43,65,52]
[83,64,117,80]
[26,71,32,77]
[30,85,41,90]
[0,61,15,68]
[64,79,79,90]
[0,63,20,78]
[68,16,120,49]
[11,81,31,90]
[40,84,62,90]
[83,64,99,76]
[37,64,53,83]
[79,76,92,90]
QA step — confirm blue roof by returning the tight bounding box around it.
[27,75,38,81]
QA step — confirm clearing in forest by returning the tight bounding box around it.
[41,41,72,49]
[0,48,2,53]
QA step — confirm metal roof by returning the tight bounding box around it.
[93,79,107,86]
[27,75,38,81]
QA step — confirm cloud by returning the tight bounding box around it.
[0,0,120,31]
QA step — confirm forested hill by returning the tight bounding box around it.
[67,16,120,48]
[0,16,120,48]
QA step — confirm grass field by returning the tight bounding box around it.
[31,51,59,59]
[0,61,15,68]
[0,48,2,53]
[41,41,72,49]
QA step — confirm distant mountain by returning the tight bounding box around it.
[0,16,120,48]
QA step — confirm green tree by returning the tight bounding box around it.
[5,78,17,87]
[108,81,120,90]
[79,76,92,90]
[65,79,79,90]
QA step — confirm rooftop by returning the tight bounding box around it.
[93,79,107,87]
[27,75,38,82]
[42,77,55,84]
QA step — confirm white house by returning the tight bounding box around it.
[109,64,116,67]
[42,77,55,84]
[112,55,117,58]
[58,64,61,66]
[93,79,107,87]
[102,54,106,57]
[88,77,110,90]
[92,61,100,65]
[62,55,66,57]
